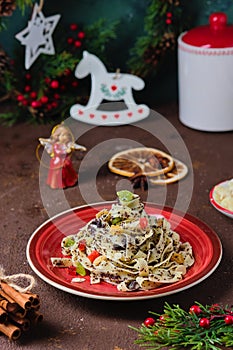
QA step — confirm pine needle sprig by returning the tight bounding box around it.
[84,18,119,59]
[130,302,233,350]
[128,0,186,77]
[43,52,78,79]
[220,326,233,347]
[0,112,19,126]
[16,0,33,14]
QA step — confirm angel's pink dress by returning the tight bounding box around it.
[47,143,78,189]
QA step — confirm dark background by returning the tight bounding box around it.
[1,0,233,105]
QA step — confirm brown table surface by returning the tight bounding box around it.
[0,103,232,350]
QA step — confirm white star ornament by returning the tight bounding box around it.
[15,3,61,69]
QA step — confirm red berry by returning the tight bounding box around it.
[24,85,31,92]
[70,23,78,31]
[159,314,167,322]
[74,40,82,48]
[199,318,210,328]
[144,317,155,327]
[54,93,60,100]
[21,99,28,106]
[166,19,172,25]
[64,69,72,76]
[50,80,59,89]
[166,12,172,18]
[67,37,74,44]
[77,31,85,39]
[224,315,233,325]
[189,305,201,315]
[25,73,31,80]
[71,81,78,87]
[17,94,25,102]
[51,101,58,108]
[30,91,37,99]
[31,100,41,108]
[31,101,37,108]
[40,96,49,104]
[44,77,51,84]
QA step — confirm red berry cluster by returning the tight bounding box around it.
[16,70,79,116]
[165,12,173,25]
[67,23,85,49]
[189,304,233,329]
[143,304,233,330]
[14,22,86,119]
[143,313,169,329]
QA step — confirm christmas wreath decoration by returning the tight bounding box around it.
[0,0,189,124]
[131,302,233,350]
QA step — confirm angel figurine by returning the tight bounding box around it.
[39,123,86,189]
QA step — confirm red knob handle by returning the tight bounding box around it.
[209,12,227,30]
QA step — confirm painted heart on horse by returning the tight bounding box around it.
[70,51,150,126]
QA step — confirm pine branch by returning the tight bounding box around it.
[0,112,19,126]
[130,302,233,350]
[43,51,78,79]
[128,0,186,77]
[84,18,119,58]
[16,0,33,14]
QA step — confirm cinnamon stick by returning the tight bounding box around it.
[0,292,19,314]
[8,313,30,332]
[1,283,31,310]
[14,307,27,319]
[21,292,40,309]
[0,281,43,340]
[27,310,43,324]
[0,307,7,324]
[0,322,21,340]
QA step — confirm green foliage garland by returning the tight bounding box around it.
[0,0,189,124]
[0,18,118,125]
[130,302,233,350]
[128,0,188,77]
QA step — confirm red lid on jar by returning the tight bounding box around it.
[182,13,233,48]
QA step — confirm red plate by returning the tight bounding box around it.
[26,203,222,300]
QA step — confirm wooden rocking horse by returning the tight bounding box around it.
[70,51,150,125]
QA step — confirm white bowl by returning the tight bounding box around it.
[209,179,233,219]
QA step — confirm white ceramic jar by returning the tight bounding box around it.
[178,12,233,132]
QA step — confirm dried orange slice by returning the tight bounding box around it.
[108,147,174,177]
[149,158,188,185]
